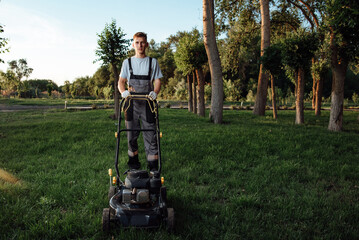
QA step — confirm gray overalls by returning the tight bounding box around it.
[125,57,158,170]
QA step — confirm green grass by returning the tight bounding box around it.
[2,97,358,110]
[0,108,358,239]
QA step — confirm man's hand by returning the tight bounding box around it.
[121,90,130,98]
[148,91,157,100]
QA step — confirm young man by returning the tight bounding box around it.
[118,32,163,171]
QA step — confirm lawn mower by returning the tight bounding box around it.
[102,93,174,232]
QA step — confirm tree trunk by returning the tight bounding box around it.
[311,58,317,110]
[295,68,305,124]
[196,68,205,117]
[111,62,120,120]
[193,71,197,114]
[187,74,193,112]
[315,73,324,116]
[294,71,298,100]
[253,0,270,116]
[312,79,317,109]
[203,0,223,124]
[328,31,348,132]
[328,62,347,131]
[271,75,277,119]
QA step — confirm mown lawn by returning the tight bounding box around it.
[0,108,358,239]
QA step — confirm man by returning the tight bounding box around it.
[118,32,163,171]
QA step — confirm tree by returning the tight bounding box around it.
[311,37,330,116]
[147,40,176,91]
[203,0,224,124]
[16,79,59,98]
[62,80,71,98]
[0,24,9,63]
[95,19,130,119]
[0,70,17,94]
[286,0,327,116]
[216,0,300,104]
[47,82,53,97]
[192,36,207,117]
[103,86,113,100]
[26,79,58,92]
[187,74,193,112]
[253,0,271,116]
[218,6,261,101]
[174,33,196,112]
[174,30,207,116]
[8,59,33,81]
[326,0,359,131]
[215,0,258,35]
[193,71,197,114]
[8,59,33,97]
[92,65,113,98]
[287,0,359,130]
[270,5,301,34]
[281,30,319,124]
[70,76,93,97]
[261,43,283,119]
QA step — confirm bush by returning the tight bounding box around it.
[103,86,113,100]
[174,79,187,100]
[352,92,359,104]
[161,77,177,100]
[163,102,171,108]
[230,105,238,110]
[205,83,211,102]
[224,79,242,101]
[246,90,256,103]
[51,90,62,98]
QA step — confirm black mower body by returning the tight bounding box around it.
[109,185,167,228]
[102,94,174,232]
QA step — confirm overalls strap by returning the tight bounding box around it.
[128,57,152,80]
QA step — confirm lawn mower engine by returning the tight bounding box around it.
[106,169,167,229]
[122,170,162,204]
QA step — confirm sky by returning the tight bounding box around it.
[0,0,203,86]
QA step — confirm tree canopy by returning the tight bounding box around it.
[95,19,130,118]
[8,59,33,82]
[94,19,130,67]
[174,30,207,76]
[0,24,9,63]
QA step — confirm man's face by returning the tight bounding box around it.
[133,37,148,55]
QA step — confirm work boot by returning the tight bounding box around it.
[128,155,141,170]
[148,160,158,172]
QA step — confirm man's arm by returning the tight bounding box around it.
[118,77,127,94]
[153,78,161,94]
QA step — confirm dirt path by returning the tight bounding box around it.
[0,104,65,112]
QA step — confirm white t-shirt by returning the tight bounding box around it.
[120,56,163,82]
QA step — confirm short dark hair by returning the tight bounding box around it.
[133,32,147,42]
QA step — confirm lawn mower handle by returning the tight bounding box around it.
[126,92,151,99]
[114,93,162,185]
